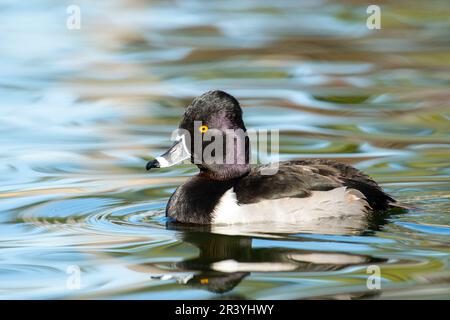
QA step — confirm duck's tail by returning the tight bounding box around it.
[388,201,416,210]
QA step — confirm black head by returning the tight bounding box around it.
[180,90,246,133]
[147,90,251,180]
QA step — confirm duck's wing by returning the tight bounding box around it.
[234,159,395,210]
[293,159,396,210]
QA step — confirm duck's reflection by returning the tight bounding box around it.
[141,223,386,296]
[173,229,251,294]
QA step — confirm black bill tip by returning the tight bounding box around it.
[146,159,160,171]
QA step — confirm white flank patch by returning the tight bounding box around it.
[212,187,370,225]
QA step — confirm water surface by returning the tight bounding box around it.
[0,0,449,299]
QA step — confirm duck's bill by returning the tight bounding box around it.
[146,136,191,170]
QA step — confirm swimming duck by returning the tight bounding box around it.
[146,90,397,225]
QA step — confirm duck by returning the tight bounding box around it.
[146,90,398,225]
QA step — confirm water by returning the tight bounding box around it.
[0,0,449,299]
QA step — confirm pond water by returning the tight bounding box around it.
[0,0,449,299]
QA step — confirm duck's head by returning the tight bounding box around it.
[146,90,250,180]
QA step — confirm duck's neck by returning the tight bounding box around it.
[198,164,250,181]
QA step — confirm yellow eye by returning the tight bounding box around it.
[199,125,209,133]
